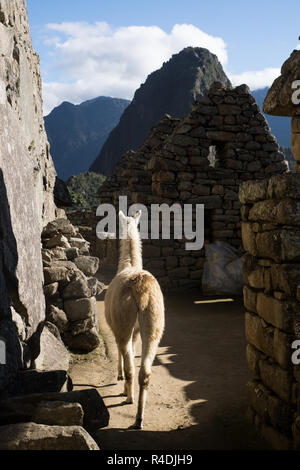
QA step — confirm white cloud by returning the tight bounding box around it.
[228,67,281,91]
[41,22,228,115]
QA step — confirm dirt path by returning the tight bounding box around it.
[69,290,269,450]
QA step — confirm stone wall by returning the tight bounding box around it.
[240,174,300,449]
[42,218,104,354]
[0,0,59,397]
[72,82,288,291]
[240,48,300,449]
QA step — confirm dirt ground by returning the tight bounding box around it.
[69,288,270,450]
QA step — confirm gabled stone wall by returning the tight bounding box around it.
[89,82,288,291]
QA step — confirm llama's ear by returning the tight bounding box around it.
[134,210,142,225]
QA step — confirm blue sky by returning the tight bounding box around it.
[26,0,300,115]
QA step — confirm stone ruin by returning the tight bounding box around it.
[240,49,300,449]
[74,82,288,293]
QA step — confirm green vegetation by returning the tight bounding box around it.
[66,171,106,210]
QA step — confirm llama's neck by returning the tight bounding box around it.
[118,227,143,273]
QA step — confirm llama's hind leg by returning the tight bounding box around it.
[132,324,140,357]
[117,346,124,381]
[121,342,135,404]
[133,363,151,429]
[133,326,163,429]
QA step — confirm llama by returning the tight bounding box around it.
[104,210,165,429]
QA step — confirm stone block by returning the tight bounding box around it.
[62,272,92,299]
[0,388,108,432]
[267,173,300,200]
[259,359,292,402]
[64,297,97,322]
[274,329,292,369]
[74,256,100,276]
[245,312,274,357]
[0,422,99,450]
[243,287,257,313]
[63,328,100,353]
[35,326,70,372]
[246,344,261,379]
[256,293,293,331]
[46,305,69,333]
[239,179,268,204]
[43,266,71,285]
[241,223,257,256]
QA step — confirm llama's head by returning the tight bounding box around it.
[119,210,142,240]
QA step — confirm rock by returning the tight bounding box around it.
[70,237,90,249]
[46,305,69,333]
[74,256,100,276]
[267,173,300,200]
[259,360,292,403]
[0,398,83,427]
[33,401,84,427]
[54,178,73,208]
[51,247,68,260]
[44,233,71,249]
[35,326,70,372]
[2,370,72,399]
[62,271,92,299]
[0,388,108,432]
[65,247,80,260]
[239,180,268,204]
[245,312,274,358]
[263,50,300,117]
[45,321,62,341]
[43,282,59,297]
[256,293,292,332]
[64,297,97,322]
[87,277,105,297]
[42,249,52,265]
[0,422,99,450]
[43,266,71,285]
[69,317,96,336]
[63,328,100,353]
[0,92,47,385]
[42,218,77,238]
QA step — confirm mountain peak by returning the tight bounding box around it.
[90,47,231,175]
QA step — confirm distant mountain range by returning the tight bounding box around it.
[44,54,292,181]
[90,47,231,175]
[44,96,130,181]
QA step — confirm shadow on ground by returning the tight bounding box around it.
[92,291,270,450]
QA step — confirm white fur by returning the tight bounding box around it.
[104,210,165,429]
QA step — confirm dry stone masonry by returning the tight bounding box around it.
[240,175,300,449]
[42,218,104,353]
[88,82,288,292]
[241,49,300,449]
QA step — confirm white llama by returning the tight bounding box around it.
[104,210,165,429]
